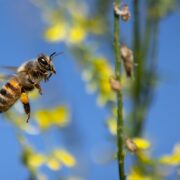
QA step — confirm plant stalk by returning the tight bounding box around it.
[113,0,125,179]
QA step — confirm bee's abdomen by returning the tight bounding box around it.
[0,77,22,112]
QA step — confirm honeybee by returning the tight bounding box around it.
[0,52,62,123]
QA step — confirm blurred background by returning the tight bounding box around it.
[0,0,180,179]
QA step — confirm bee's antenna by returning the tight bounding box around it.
[50,52,64,61]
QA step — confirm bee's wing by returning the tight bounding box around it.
[0,66,18,82]
[0,74,13,82]
[0,66,18,72]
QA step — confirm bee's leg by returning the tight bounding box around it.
[44,73,52,82]
[47,73,53,80]
[27,75,42,95]
[34,84,43,95]
[20,90,31,123]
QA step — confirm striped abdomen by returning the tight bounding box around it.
[0,76,22,112]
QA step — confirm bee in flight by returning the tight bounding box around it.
[0,52,62,123]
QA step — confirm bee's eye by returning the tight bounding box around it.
[38,57,48,65]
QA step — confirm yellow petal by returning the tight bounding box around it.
[28,154,46,168]
[100,80,111,94]
[53,149,76,167]
[93,58,113,76]
[35,110,51,129]
[51,107,69,126]
[160,144,180,165]
[35,106,69,130]
[46,157,61,171]
[68,25,86,44]
[133,138,151,150]
[160,155,177,165]
[44,23,67,42]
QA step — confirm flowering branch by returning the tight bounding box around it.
[113,0,125,179]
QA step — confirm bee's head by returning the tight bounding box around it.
[37,52,63,74]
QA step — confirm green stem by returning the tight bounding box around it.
[113,0,125,179]
[131,1,159,137]
[131,0,143,137]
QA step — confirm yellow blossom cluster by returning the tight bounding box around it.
[35,106,69,130]
[45,22,86,44]
[23,147,76,172]
[83,57,116,106]
[43,1,104,44]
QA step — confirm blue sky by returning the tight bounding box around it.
[0,0,180,179]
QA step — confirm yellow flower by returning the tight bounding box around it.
[53,149,76,167]
[35,106,69,130]
[100,80,111,94]
[128,168,151,180]
[160,144,180,165]
[46,157,61,171]
[93,58,113,77]
[133,138,151,150]
[44,23,67,42]
[35,110,50,129]
[160,156,177,165]
[68,25,86,44]
[28,153,46,169]
[92,58,115,105]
